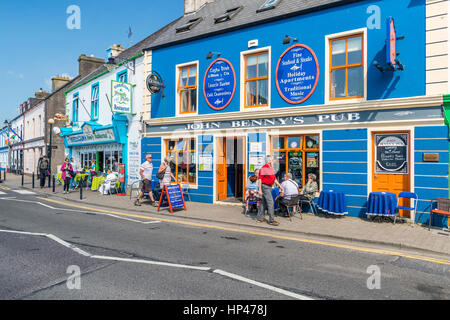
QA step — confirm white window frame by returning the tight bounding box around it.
[175,61,199,117]
[240,46,271,112]
[325,28,367,105]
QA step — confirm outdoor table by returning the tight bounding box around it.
[366,192,398,219]
[317,190,348,216]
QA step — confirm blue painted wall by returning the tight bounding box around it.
[151,0,425,119]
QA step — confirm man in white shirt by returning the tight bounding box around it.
[276,173,299,215]
[135,154,157,206]
[98,170,118,195]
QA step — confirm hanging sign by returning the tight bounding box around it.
[158,184,187,214]
[276,44,319,104]
[375,133,408,174]
[203,58,236,110]
[386,17,396,67]
[146,71,164,94]
[111,80,133,114]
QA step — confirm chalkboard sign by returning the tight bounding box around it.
[203,58,236,110]
[375,134,408,174]
[276,44,319,104]
[158,184,187,214]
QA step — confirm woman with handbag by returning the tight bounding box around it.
[61,158,73,194]
[157,157,176,187]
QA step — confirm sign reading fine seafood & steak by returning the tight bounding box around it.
[203,58,236,110]
[66,128,116,146]
[276,44,319,104]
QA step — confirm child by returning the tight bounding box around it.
[245,175,261,211]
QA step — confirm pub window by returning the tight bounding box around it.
[166,138,197,185]
[117,70,128,83]
[244,51,269,108]
[177,64,198,114]
[271,134,320,189]
[329,33,364,100]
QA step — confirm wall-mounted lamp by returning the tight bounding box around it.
[283,35,298,45]
[206,51,221,59]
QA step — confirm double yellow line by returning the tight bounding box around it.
[38,197,450,266]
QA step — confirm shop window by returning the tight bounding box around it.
[244,51,269,108]
[91,84,99,121]
[177,64,198,114]
[166,138,197,185]
[329,33,364,100]
[271,134,320,188]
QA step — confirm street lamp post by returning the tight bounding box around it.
[48,118,55,188]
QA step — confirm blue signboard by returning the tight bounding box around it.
[203,58,236,110]
[158,184,186,213]
[276,44,319,104]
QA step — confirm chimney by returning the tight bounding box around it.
[106,44,125,60]
[78,54,105,78]
[184,0,213,15]
[35,88,50,99]
[51,76,71,92]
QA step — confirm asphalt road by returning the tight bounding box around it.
[0,188,449,300]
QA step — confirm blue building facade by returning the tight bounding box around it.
[142,0,449,227]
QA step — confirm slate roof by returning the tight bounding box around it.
[66,16,182,93]
[145,0,363,50]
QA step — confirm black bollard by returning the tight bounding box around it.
[21,172,24,186]
[3,170,5,181]
[32,173,35,189]
[80,181,83,200]
[52,175,56,193]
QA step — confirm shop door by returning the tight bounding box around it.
[216,138,227,201]
[372,131,411,217]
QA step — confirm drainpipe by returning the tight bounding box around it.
[443,94,450,197]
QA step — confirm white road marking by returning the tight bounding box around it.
[213,269,315,300]
[0,198,161,225]
[0,191,6,195]
[12,190,36,195]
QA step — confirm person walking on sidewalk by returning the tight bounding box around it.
[61,158,73,194]
[158,157,176,187]
[257,155,283,226]
[135,154,157,207]
[38,156,49,189]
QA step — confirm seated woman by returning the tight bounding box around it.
[299,173,319,210]
[98,170,118,195]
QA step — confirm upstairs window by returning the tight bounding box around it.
[117,70,128,83]
[214,6,243,24]
[72,94,79,123]
[177,64,198,114]
[91,84,99,121]
[329,33,364,100]
[244,51,269,108]
[176,17,203,33]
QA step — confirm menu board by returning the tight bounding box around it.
[375,134,408,174]
[158,184,187,214]
[203,58,236,110]
[276,44,319,104]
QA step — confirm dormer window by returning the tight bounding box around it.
[257,0,282,13]
[214,6,243,24]
[176,17,203,33]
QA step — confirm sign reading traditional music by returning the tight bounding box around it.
[111,80,133,114]
[276,44,319,104]
[203,58,236,110]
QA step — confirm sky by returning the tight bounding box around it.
[0,0,184,123]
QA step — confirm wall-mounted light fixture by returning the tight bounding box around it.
[283,35,298,45]
[206,51,221,59]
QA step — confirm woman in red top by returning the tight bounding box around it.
[257,155,283,226]
[61,158,73,194]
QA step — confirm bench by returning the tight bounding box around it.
[429,198,450,231]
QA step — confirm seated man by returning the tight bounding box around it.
[98,170,117,195]
[276,173,299,215]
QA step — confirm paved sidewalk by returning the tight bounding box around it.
[2,173,449,257]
